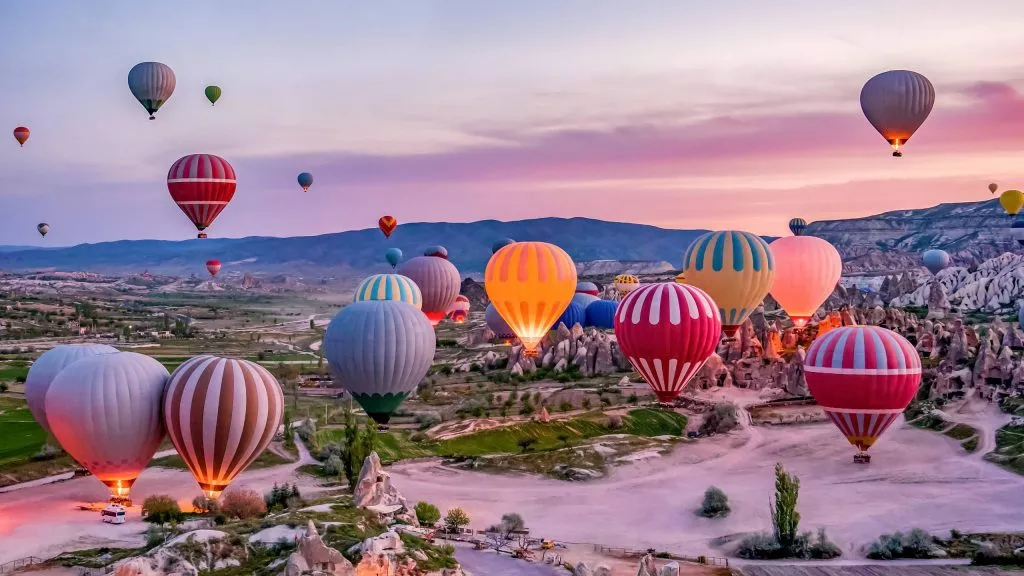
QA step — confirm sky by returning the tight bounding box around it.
[3,0,1024,246]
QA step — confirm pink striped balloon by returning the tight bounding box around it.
[614,283,721,403]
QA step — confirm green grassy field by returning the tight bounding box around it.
[984,424,1024,474]
[0,364,30,382]
[0,397,47,466]
[150,448,295,470]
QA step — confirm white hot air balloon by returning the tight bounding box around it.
[128,62,177,120]
[24,344,118,436]
[46,352,170,503]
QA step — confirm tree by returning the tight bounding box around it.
[221,488,267,519]
[415,501,441,527]
[487,513,526,552]
[700,486,731,518]
[192,495,219,514]
[556,433,570,448]
[444,507,471,534]
[142,494,184,524]
[770,463,801,550]
[517,438,537,453]
[121,325,131,342]
[700,402,740,435]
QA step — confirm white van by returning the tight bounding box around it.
[101,504,127,524]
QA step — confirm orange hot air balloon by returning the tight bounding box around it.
[769,236,842,329]
[13,126,29,147]
[485,242,577,356]
[379,216,398,238]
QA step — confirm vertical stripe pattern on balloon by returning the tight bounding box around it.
[354,274,423,309]
[682,230,774,335]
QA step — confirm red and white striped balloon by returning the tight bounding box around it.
[167,154,236,238]
[805,326,921,454]
[614,283,722,403]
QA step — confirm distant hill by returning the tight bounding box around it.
[0,218,710,277]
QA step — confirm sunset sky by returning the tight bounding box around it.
[2,1,1024,245]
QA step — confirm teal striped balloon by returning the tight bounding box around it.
[354,274,422,309]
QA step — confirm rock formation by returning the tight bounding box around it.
[353,452,417,526]
[287,521,355,576]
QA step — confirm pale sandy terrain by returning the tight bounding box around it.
[390,410,1024,559]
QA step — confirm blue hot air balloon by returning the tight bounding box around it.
[323,300,435,425]
[584,300,618,330]
[492,238,515,254]
[485,303,516,341]
[551,302,585,331]
[572,293,600,310]
[922,249,951,275]
[385,247,403,268]
[424,245,449,259]
[297,172,314,192]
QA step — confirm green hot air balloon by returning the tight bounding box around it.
[323,300,435,426]
[205,85,222,106]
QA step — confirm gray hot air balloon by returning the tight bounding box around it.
[485,303,516,342]
[397,253,460,326]
[922,249,951,275]
[45,352,169,502]
[37,223,49,237]
[128,62,176,120]
[323,300,435,425]
[24,343,118,435]
[571,293,600,310]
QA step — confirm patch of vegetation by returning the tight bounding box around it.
[699,486,731,518]
[415,501,441,527]
[983,424,1024,475]
[150,448,292,470]
[1000,396,1024,416]
[142,494,185,524]
[867,528,940,560]
[398,533,458,571]
[962,437,979,453]
[700,403,739,435]
[944,423,978,441]
[0,397,50,467]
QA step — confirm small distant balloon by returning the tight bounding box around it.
[424,245,449,259]
[206,259,221,278]
[921,249,950,275]
[989,183,999,195]
[13,126,29,147]
[492,238,515,254]
[379,216,398,238]
[37,223,49,237]
[205,85,222,106]
[297,172,313,192]
[788,218,807,236]
[385,247,403,268]
[128,62,176,120]
[1000,190,1024,216]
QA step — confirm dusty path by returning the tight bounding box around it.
[454,548,563,576]
[389,418,1024,559]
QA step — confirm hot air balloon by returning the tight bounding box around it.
[1011,220,1024,247]
[128,62,176,120]
[167,154,236,238]
[379,216,397,238]
[571,293,600,310]
[584,299,618,330]
[859,70,935,157]
[769,236,842,328]
[683,230,775,338]
[13,126,29,147]
[492,238,515,254]
[921,249,950,275]
[1000,190,1024,216]
[989,183,999,195]
[485,242,577,356]
[485,303,516,342]
[46,352,170,502]
[615,283,721,403]
[206,259,221,278]
[164,356,284,498]
[447,295,471,323]
[297,172,313,192]
[354,273,423,309]
[674,272,686,284]
[788,218,807,236]
[37,223,49,237]
[24,344,118,436]
[205,85,222,106]
[576,281,600,296]
[552,302,585,331]
[398,254,460,325]
[614,275,640,299]
[805,326,921,462]
[424,245,449,259]
[385,247,403,268]
[323,300,435,425]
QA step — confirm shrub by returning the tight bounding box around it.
[517,438,537,453]
[867,528,937,560]
[807,527,842,559]
[221,488,267,519]
[737,533,782,559]
[559,401,573,413]
[699,486,730,518]
[700,402,739,435]
[415,502,441,527]
[607,414,623,430]
[142,494,184,524]
[323,454,344,477]
[192,495,219,514]
[145,525,169,547]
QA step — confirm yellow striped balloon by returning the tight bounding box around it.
[683,230,775,338]
[353,274,422,309]
[485,242,577,356]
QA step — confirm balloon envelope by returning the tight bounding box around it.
[206,259,221,277]
[1000,190,1024,216]
[423,245,449,259]
[323,301,436,424]
[167,154,236,238]
[164,355,284,498]
[13,126,29,146]
[769,236,842,328]
[788,218,807,236]
[128,62,176,119]
[571,293,600,310]
[859,70,934,155]
[37,223,49,237]
[354,274,423,309]
[989,183,999,194]
[921,249,951,275]
[614,275,640,298]
[297,172,313,191]
[25,344,118,436]
[552,302,585,331]
[576,281,600,296]
[398,256,460,325]
[379,216,398,238]
[385,247,403,268]
[615,283,722,403]
[205,85,222,105]
[46,352,170,498]
[486,303,517,341]
[805,326,921,453]
[584,299,618,330]
[683,230,775,338]
[492,238,515,254]
[485,242,577,354]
